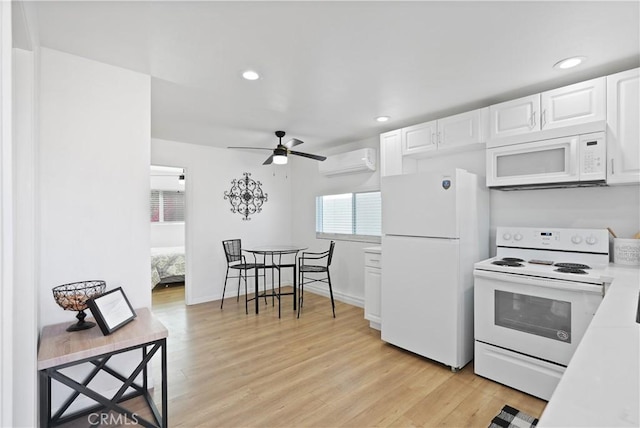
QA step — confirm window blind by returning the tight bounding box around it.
[316,191,381,237]
[150,190,185,222]
[162,191,185,222]
[355,192,381,236]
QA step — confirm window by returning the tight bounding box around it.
[151,190,185,223]
[316,191,381,242]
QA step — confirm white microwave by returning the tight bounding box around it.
[486,132,606,190]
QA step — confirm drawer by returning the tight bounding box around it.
[364,251,382,268]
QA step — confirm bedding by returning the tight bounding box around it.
[151,246,185,288]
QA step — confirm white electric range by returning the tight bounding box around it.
[473,227,610,400]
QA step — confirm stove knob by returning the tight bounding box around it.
[514,233,523,241]
[586,235,598,245]
[571,235,583,244]
[502,233,512,241]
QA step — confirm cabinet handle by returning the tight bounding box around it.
[530,111,537,129]
[541,110,546,129]
[611,159,615,175]
[438,131,442,145]
[431,133,436,146]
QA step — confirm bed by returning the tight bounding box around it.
[151,246,185,288]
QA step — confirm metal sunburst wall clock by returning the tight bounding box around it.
[223,172,268,220]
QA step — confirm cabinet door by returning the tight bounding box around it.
[437,107,488,150]
[541,77,605,130]
[489,94,540,139]
[380,130,403,177]
[364,266,381,328]
[401,121,437,156]
[607,68,640,185]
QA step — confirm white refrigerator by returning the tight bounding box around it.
[380,169,489,370]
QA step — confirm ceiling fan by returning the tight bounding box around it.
[228,131,327,165]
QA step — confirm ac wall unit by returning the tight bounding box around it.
[318,148,377,176]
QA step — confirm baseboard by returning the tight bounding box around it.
[186,280,292,306]
[303,284,364,308]
[186,282,364,308]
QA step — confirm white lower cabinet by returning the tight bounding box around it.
[364,247,382,330]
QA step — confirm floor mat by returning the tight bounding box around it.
[489,404,539,428]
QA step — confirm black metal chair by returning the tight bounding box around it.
[221,239,266,313]
[297,241,336,318]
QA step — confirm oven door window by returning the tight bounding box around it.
[494,290,572,343]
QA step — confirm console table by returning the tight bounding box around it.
[38,307,168,427]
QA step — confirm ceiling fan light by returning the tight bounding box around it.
[272,146,288,164]
[273,154,288,165]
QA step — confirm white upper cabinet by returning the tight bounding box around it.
[489,94,540,140]
[607,68,640,185]
[489,77,605,141]
[401,121,437,156]
[400,108,488,157]
[541,78,605,130]
[438,108,488,150]
[380,129,403,177]
[381,108,488,175]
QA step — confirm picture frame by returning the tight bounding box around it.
[87,287,137,335]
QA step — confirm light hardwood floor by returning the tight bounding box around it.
[147,285,546,427]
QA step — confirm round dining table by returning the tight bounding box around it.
[242,245,307,315]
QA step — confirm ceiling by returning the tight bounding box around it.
[21,1,640,153]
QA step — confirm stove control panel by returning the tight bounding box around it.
[497,227,609,253]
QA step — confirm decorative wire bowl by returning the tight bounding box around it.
[52,280,106,332]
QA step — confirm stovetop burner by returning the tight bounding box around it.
[477,227,610,286]
[555,267,588,274]
[554,262,591,270]
[492,259,524,267]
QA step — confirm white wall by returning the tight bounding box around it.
[12,47,37,428]
[0,2,14,424]
[37,47,151,415]
[151,223,185,248]
[151,138,294,305]
[290,136,381,307]
[38,47,151,325]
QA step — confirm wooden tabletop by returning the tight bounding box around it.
[38,307,168,370]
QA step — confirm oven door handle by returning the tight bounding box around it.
[474,269,603,294]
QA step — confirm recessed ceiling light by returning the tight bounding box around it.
[375,116,390,122]
[553,56,586,70]
[242,70,260,80]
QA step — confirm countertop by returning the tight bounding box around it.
[538,264,640,427]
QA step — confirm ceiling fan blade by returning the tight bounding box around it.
[289,150,327,161]
[284,138,304,149]
[263,154,274,165]
[228,146,272,151]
